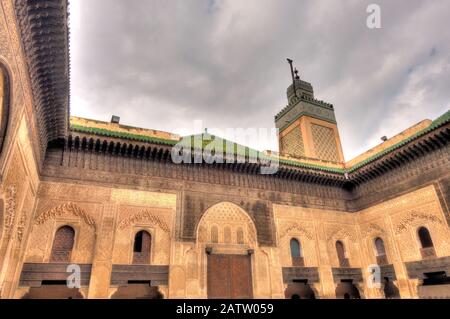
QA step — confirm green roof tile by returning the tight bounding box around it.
[70,109,449,176]
[347,109,450,173]
[70,124,178,146]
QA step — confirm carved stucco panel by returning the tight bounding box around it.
[113,205,173,265]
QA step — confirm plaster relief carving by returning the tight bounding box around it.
[360,223,385,238]
[35,202,96,229]
[394,211,443,234]
[197,202,257,245]
[326,224,357,241]
[118,209,170,233]
[279,222,314,240]
[4,186,17,235]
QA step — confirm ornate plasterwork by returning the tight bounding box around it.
[4,186,16,235]
[118,209,170,233]
[326,224,357,241]
[35,202,96,229]
[279,222,314,240]
[197,202,257,244]
[394,211,443,234]
[16,209,27,242]
[360,223,385,238]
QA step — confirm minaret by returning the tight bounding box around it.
[275,60,344,162]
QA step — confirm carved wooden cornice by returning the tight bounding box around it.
[54,121,449,189]
[14,0,70,152]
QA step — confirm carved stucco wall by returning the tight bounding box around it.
[311,124,340,162]
[273,184,450,298]
[112,206,173,265]
[25,202,98,264]
[169,202,279,299]
[357,185,450,262]
[280,126,305,158]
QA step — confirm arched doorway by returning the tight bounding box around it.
[383,277,400,299]
[285,281,316,299]
[111,285,163,299]
[335,280,361,299]
[197,202,257,299]
[22,284,84,299]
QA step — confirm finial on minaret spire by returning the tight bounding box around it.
[294,68,300,80]
[286,58,298,97]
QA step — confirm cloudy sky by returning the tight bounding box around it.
[69,0,450,160]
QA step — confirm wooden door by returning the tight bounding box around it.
[207,254,253,299]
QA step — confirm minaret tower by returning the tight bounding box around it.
[275,59,345,163]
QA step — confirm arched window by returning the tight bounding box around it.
[290,238,304,266]
[211,225,219,243]
[50,226,75,262]
[418,227,433,248]
[374,237,386,256]
[336,240,349,267]
[374,237,388,265]
[236,227,244,244]
[132,230,151,264]
[0,64,10,154]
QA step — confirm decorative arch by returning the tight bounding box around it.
[118,209,170,233]
[279,223,314,240]
[0,62,11,155]
[35,203,96,230]
[394,211,443,234]
[196,202,257,245]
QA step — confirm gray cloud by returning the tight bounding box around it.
[70,0,450,160]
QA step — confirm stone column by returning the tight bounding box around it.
[314,221,336,298]
[318,266,337,298]
[87,202,117,299]
[408,278,423,299]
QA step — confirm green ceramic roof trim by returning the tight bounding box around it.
[178,134,262,158]
[70,124,179,146]
[70,109,449,176]
[278,157,346,174]
[176,134,346,173]
[275,95,334,120]
[347,109,450,173]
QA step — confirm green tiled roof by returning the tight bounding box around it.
[180,134,346,174]
[70,124,178,146]
[347,109,450,173]
[178,134,264,159]
[278,158,346,174]
[70,109,449,176]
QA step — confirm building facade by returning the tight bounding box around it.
[0,0,450,299]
